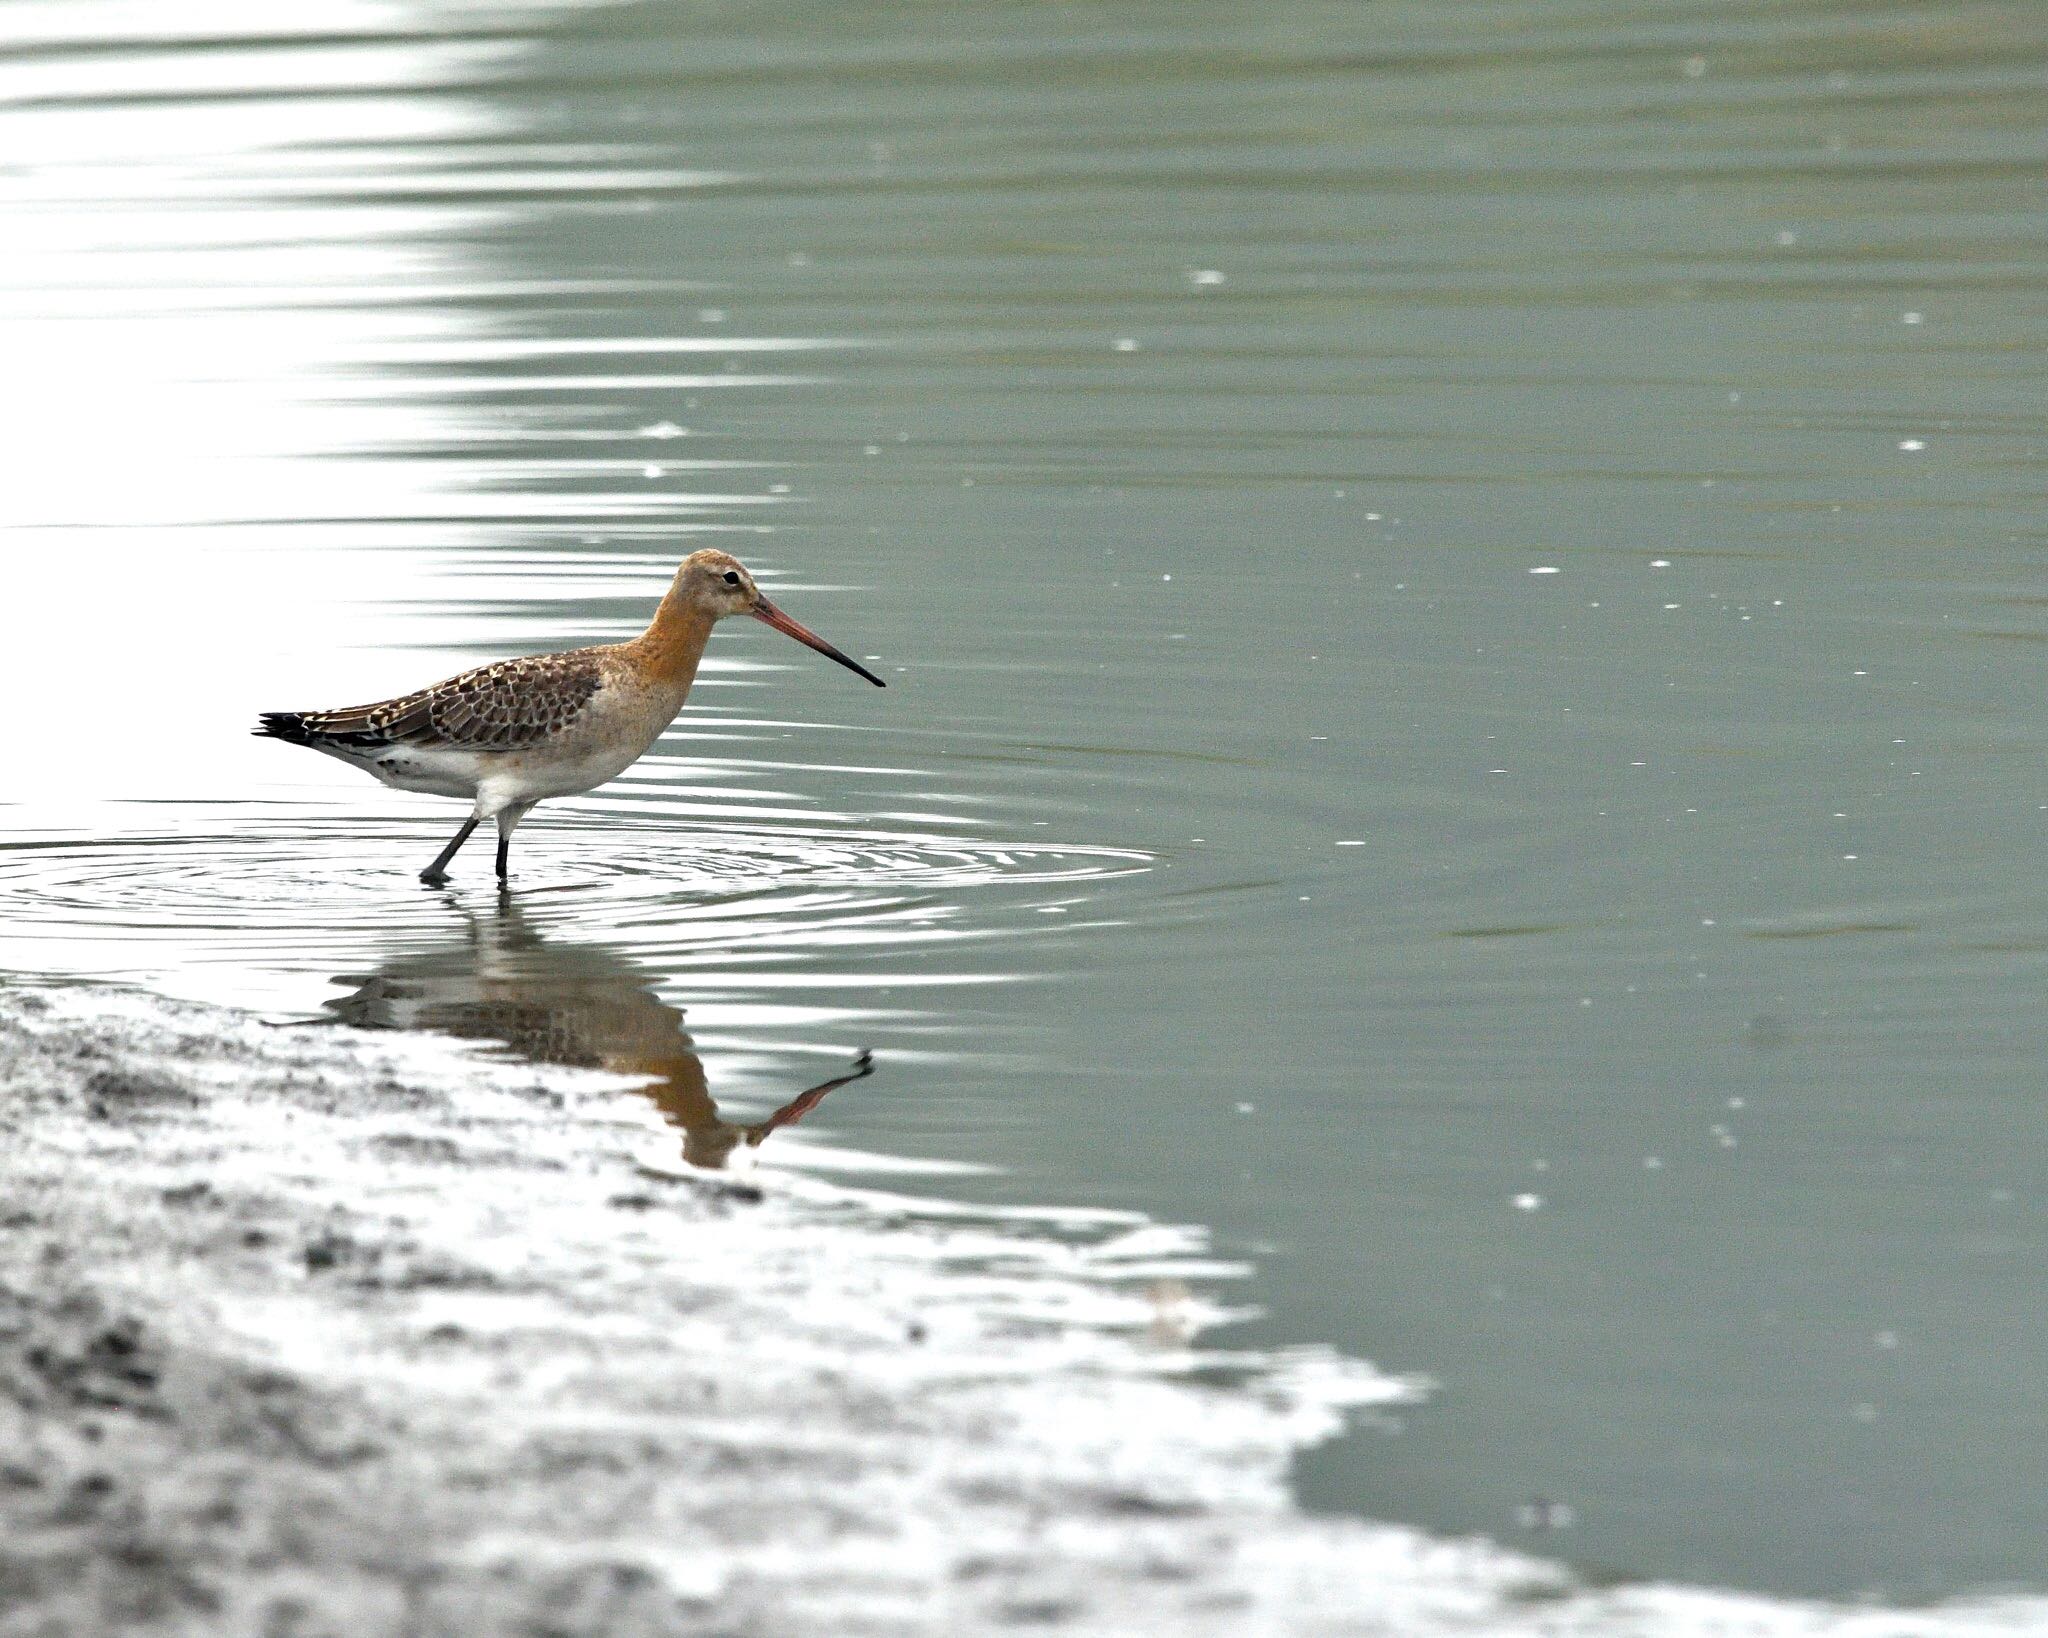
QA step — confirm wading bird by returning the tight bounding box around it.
[256,550,884,885]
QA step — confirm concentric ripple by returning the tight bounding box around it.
[0,808,1151,1005]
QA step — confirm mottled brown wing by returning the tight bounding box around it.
[296,651,605,751]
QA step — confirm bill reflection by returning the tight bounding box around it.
[324,899,873,1170]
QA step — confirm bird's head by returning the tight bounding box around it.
[670,550,885,686]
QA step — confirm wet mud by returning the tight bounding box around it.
[1,985,2040,1638]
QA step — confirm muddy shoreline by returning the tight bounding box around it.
[0,983,2040,1637]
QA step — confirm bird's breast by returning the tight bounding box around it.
[484,673,688,801]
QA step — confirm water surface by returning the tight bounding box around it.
[3,0,2047,1606]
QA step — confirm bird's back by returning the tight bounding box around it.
[256,647,612,755]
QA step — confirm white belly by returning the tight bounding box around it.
[488,737,651,804]
[300,741,484,800]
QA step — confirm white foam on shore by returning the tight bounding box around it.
[5,983,2045,1637]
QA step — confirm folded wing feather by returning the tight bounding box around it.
[295,651,606,751]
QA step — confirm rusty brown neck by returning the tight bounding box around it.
[628,593,716,688]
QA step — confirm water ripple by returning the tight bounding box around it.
[0,813,1149,982]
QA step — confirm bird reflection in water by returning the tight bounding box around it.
[324,898,873,1169]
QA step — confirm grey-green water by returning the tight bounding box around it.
[3,0,2046,1606]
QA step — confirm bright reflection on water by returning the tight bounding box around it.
[4,0,2048,1609]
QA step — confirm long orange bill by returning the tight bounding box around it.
[752,597,887,687]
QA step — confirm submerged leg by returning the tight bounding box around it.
[420,814,480,885]
[494,802,536,886]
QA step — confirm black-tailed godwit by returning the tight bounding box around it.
[257,549,884,884]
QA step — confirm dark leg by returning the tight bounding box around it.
[420,814,480,885]
[493,801,534,888]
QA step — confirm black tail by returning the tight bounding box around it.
[253,711,316,745]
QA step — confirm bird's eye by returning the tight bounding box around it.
[722,571,741,587]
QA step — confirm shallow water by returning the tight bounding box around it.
[4,0,2047,1607]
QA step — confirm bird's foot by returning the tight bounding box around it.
[419,867,451,887]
